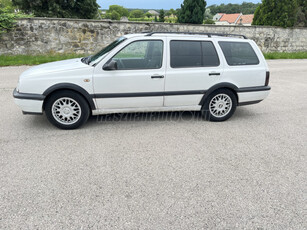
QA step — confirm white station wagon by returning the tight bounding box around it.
[13,32,271,129]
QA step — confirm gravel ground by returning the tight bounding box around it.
[0,60,306,229]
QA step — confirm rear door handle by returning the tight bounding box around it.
[151,75,164,79]
[209,72,221,76]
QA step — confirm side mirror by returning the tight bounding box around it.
[103,60,118,71]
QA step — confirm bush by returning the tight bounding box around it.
[0,8,30,35]
[203,19,215,24]
[129,10,144,18]
[128,18,153,22]
[165,17,177,23]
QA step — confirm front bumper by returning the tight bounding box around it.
[13,88,44,114]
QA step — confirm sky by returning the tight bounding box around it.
[97,0,261,10]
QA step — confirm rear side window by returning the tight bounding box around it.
[219,41,259,66]
[170,41,219,68]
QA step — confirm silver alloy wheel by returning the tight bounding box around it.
[209,94,232,118]
[52,97,82,125]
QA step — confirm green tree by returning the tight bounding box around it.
[209,2,260,15]
[159,9,165,22]
[12,0,99,19]
[129,10,144,18]
[253,0,298,28]
[204,8,213,20]
[169,8,176,16]
[295,0,307,26]
[145,12,152,18]
[108,11,120,20]
[154,15,158,22]
[0,0,14,12]
[178,0,206,24]
[107,5,129,18]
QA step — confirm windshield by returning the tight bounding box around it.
[81,36,127,65]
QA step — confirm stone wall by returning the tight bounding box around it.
[1,17,307,55]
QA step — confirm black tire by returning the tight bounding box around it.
[45,90,90,129]
[201,89,237,122]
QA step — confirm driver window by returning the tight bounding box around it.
[112,40,163,70]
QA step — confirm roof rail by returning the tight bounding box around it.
[144,31,248,39]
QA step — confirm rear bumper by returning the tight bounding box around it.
[13,88,44,114]
[237,86,271,105]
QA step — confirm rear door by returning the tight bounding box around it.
[164,38,222,107]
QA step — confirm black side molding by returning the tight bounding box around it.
[13,88,45,101]
[238,100,262,106]
[22,111,43,115]
[237,86,271,93]
[92,90,206,99]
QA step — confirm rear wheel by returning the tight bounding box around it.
[45,90,90,129]
[201,89,237,122]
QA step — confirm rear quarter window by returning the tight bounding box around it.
[219,41,259,66]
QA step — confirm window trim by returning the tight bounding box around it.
[218,41,260,66]
[105,39,164,71]
[170,40,220,69]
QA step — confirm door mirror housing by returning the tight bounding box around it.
[103,60,118,71]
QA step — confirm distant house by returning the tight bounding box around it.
[147,10,159,16]
[214,13,254,26]
[213,13,224,21]
[236,14,254,26]
[120,16,129,22]
[215,13,242,25]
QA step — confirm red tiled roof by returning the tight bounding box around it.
[236,14,254,24]
[219,13,241,23]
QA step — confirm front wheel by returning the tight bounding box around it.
[45,90,90,129]
[201,89,237,122]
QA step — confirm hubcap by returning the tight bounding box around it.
[52,97,81,125]
[209,94,232,118]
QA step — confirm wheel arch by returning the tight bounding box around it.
[42,83,96,111]
[199,83,239,105]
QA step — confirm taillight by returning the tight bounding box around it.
[265,71,270,86]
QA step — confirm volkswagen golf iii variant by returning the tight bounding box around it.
[13,32,271,129]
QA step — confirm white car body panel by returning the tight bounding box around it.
[18,58,95,95]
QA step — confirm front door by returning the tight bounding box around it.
[93,39,166,110]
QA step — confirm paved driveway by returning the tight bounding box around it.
[0,60,306,229]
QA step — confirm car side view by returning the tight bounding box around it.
[13,32,271,129]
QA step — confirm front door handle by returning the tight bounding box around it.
[151,75,164,79]
[209,72,221,76]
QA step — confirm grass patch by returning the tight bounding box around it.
[0,53,84,66]
[1,52,307,67]
[264,52,307,59]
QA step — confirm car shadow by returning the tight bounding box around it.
[23,107,259,130]
[86,111,205,126]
